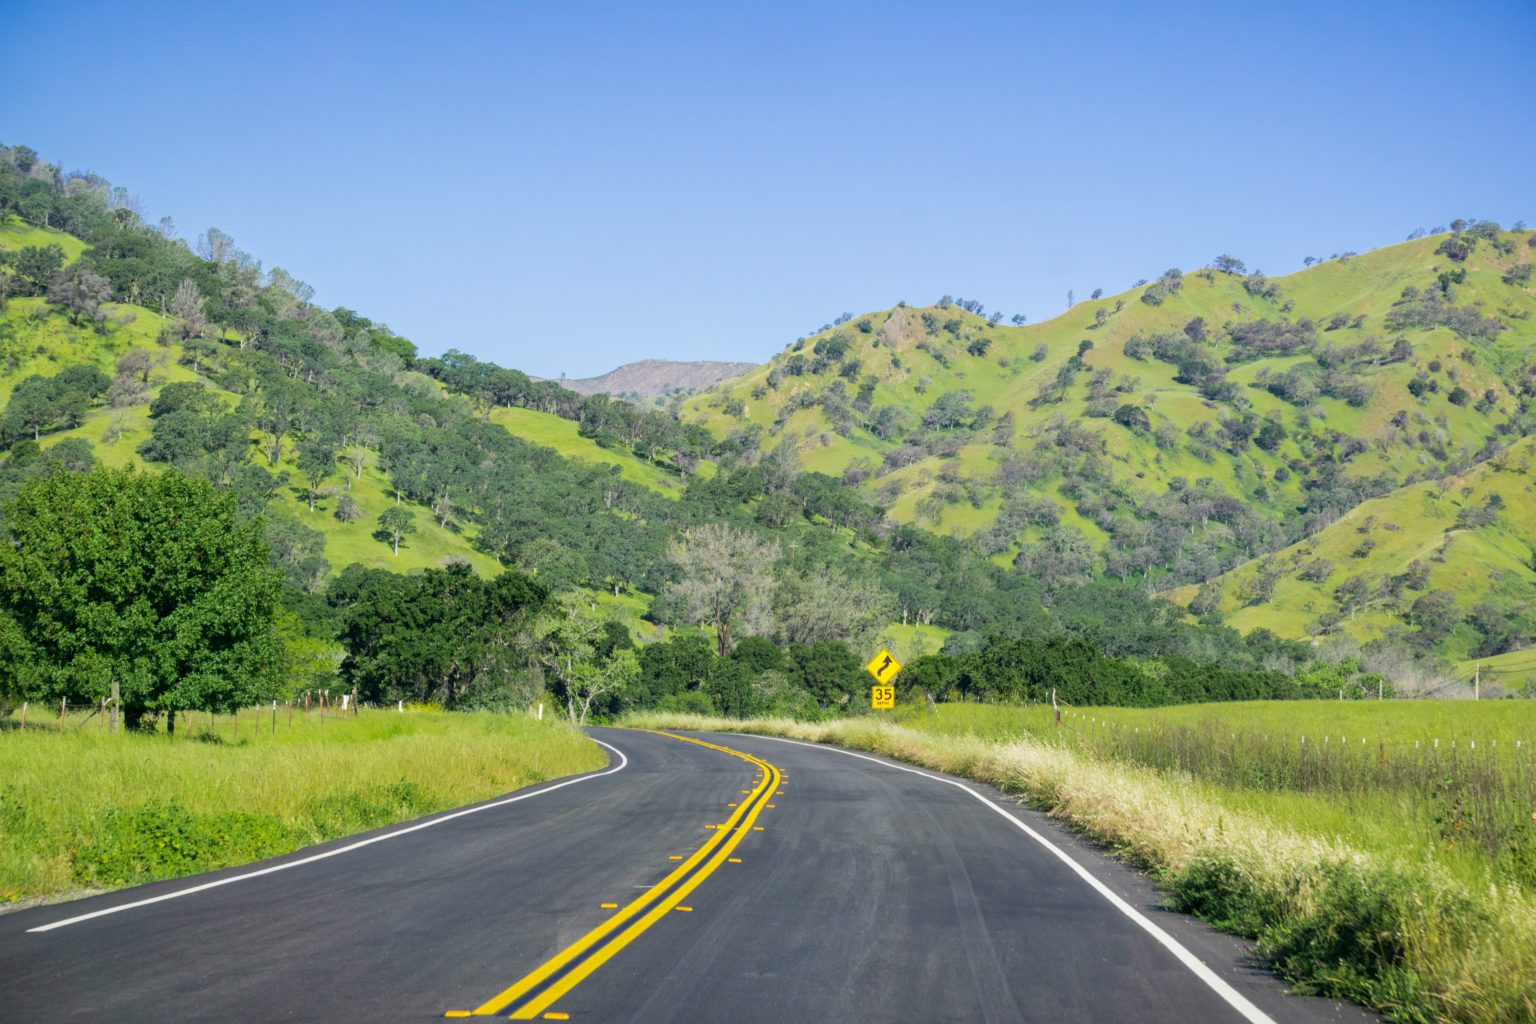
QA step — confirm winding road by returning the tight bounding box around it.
[0,728,1374,1022]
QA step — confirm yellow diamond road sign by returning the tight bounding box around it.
[866,649,902,685]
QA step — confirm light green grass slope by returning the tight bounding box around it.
[1172,436,1536,683]
[491,405,714,498]
[0,215,87,263]
[684,231,1536,545]
[1,297,500,577]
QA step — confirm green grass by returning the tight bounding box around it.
[0,707,604,902]
[872,621,952,662]
[0,215,87,263]
[898,698,1536,749]
[491,405,711,497]
[267,453,504,576]
[889,700,1536,914]
[630,707,1536,1023]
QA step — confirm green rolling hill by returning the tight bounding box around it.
[0,216,673,586]
[680,223,1536,685]
[687,229,1532,553]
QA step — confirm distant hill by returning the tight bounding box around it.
[557,359,755,400]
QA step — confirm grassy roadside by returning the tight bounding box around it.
[626,710,1536,1024]
[0,709,604,904]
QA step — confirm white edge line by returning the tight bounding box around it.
[26,738,629,934]
[732,732,1277,1024]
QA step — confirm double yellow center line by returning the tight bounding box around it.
[453,730,782,1020]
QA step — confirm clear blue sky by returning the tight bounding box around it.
[4,1,1532,377]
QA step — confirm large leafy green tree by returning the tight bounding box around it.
[331,562,547,707]
[0,467,282,729]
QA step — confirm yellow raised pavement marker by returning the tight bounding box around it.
[460,730,781,1020]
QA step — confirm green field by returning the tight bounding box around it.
[891,701,1536,878]
[872,621,952,662]
[900,698,1536,750]
[0,708,603,903]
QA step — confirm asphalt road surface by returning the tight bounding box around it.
[0,727,1376,1023]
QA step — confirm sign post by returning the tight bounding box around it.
[865,648,902,710]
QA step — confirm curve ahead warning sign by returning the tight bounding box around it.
[866,649,901,708]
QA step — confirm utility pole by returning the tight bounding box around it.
[1474,661,1480,701]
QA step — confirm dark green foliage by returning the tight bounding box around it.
[1,364,110,445]
[1408,591,1460,647]
[137,381,248,477]
[331,307,416,362]
[6,245,66,295]
[1166,855,1273,934]
[1255,420,1287,451]
[903,634,1292,707]
[632,631,716,709]
[328,562,546,707]
[0,468,281,725]
[73,802,294,887]
[1112,404,1151,432]
[1435,234,1475,262]
[262,509,330,592]
[1227,319,1317,360]
[1384,286,1506,341]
